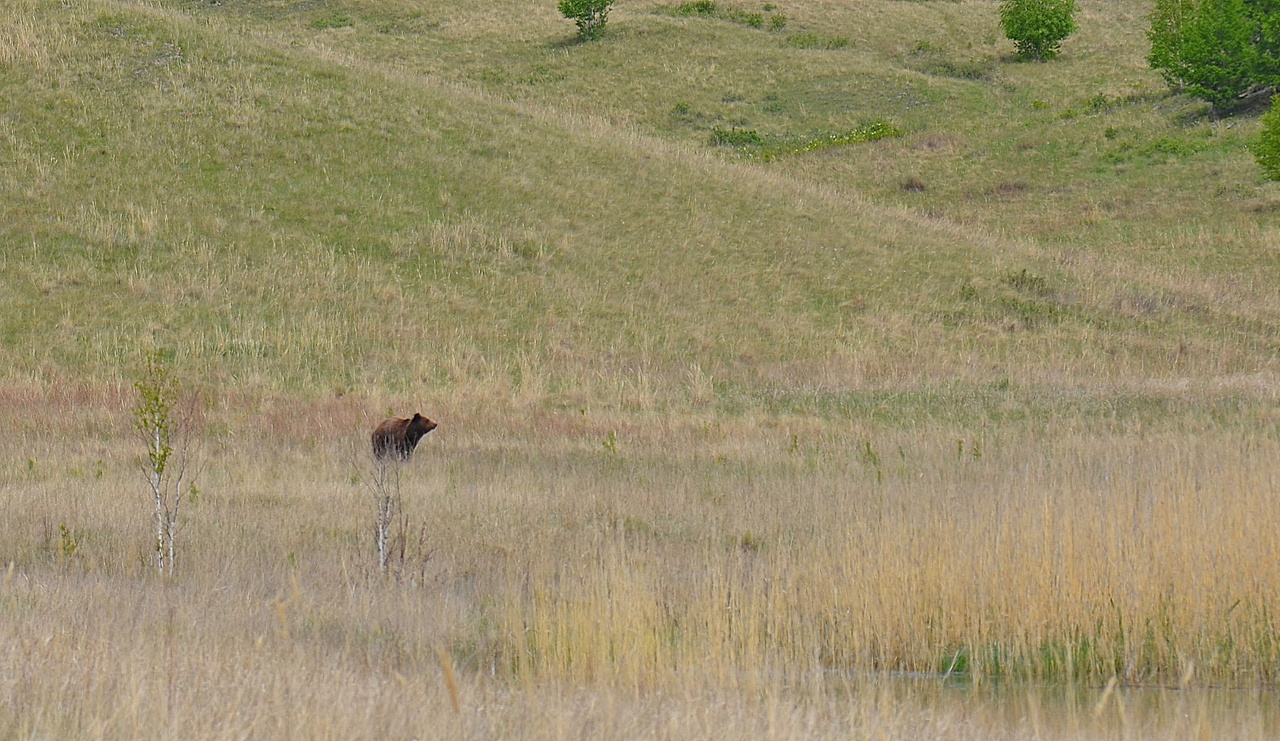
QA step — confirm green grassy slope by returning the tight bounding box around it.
[2,0,1277,421]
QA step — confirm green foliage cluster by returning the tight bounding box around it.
[133,349,177,479]
[311,12,353,30]
[673,0,717,16]
[710,127,764,147]
[1148,0,1280,112]
[1105,135,1212,165]
[770,122,900,158]
[134,349,183,574]
[1253,98,1280,179]
[667,1,787,31]
[559,0,614,40]
[710,122,902,159]
[998,0,1078,61]
[787,33,848,50]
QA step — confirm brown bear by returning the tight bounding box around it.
[371,413,437,462]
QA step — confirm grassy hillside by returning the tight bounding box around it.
[2,0,1277,419]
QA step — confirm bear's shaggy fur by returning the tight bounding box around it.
[371,413,437,461]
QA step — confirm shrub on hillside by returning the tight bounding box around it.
[1253,96,1280,179]
[674,0,717,15]
[1257,1,1280,82]
[710,127,764,147]
[998,0,1078,61]
[559,0,614,40]
[1148,0,1197,87]
[1148,0,1280,113]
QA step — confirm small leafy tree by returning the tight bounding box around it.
[1177,0,1257,111]
[1148,0,1198,88]
[999,0,1079,61]
[1149,0,1280,112]
[1253,96,1280,179]
[558,0,614,41]
[133,350,200,576]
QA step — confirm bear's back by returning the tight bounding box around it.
[371,417,410,460]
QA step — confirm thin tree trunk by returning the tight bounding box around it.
[153,427,165,572]
[373,461,398,573]
[166,509,177,575]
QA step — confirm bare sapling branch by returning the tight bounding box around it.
[371,457,401,574]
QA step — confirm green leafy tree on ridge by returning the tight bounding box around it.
[998,0,1079,61]
[1148,0,1280,112]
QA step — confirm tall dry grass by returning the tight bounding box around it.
[3,388,1280,738]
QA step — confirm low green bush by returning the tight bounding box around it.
[559,0,614,40]
[674,0,717,15]
[998,0,1078,61]
[711,127,764,147]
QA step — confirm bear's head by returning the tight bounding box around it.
[407,413,438,439]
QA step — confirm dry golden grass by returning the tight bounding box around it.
[3,388,1280,738]
[0,0,68,69]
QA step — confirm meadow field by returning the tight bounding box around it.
[3,0,1280,737]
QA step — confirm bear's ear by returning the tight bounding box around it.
[412,413,423,422]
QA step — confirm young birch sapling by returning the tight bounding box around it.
[133,350,201,575]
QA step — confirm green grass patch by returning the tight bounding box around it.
[710,126,764,147]
[767,121,901,157]
[311,12,353,30]
[662,1,783,30]
[786,33,849,50]
[672,0,717,16]
[709,122,902,158]
[908,42,993,80]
